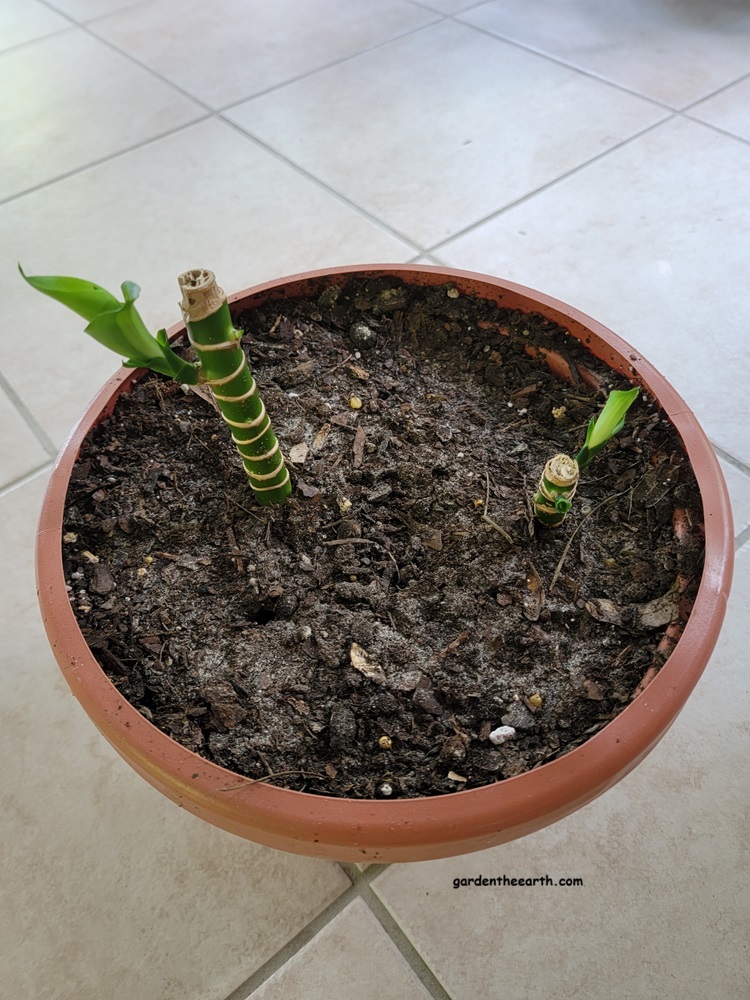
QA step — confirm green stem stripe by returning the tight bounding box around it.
[533,454,578,528]
[179,270,291,506]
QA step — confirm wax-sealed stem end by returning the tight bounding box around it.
[533,453,579,527]
[178,268,226,323]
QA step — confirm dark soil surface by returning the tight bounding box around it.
[62,276,704,798]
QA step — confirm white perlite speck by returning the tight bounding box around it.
[489,726,516,746]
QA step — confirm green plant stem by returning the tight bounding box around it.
[533,388,639,526]
[533,453,579,527]
[178,269,291,506]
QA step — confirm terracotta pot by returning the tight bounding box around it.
[36,265,733,862]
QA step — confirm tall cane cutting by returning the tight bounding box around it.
[20,265,291,505]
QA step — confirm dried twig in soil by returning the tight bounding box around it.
[481,471,514,544]
[549,488,630,593]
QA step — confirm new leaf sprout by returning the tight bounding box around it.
[533,387,639,527]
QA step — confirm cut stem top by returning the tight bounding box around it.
[178,269,291,506]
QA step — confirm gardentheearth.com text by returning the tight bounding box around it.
[453,875,583,888]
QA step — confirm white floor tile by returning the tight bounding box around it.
[0,0,70,50]
[226,19,666,247]
[0,28,204,201]
[438,117,750,464]
[0,475,350,1000]
[3,117,413,448]
[373,545,750,999]
[88,0,438,110]
[688,76,750,142]
[244,899,433,1000]
[718,456,750,540]
[413,0,484,12]
[45,0,146,19]
[0,386,49,487]
[461,0,750,107]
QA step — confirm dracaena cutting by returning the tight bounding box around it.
[533,387,639,527]
[20,265,291,506]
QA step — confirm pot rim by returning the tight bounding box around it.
[36,264,733,856]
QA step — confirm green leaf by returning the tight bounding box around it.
[115,301,163,358]
[19,265,120,322]
[576,387,639,470]
[84,309,144,356]
[123,352,198,384]
[120,280,141,304]
[586,388,639,450]
[22,263,199,384]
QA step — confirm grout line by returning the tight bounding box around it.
[360,882,455,1000]
[736,525,750,553]
[36,0,168,31]
[406,0,486,11]
[220,876,358,1000]
[0,369,58,458]
[0,461,53,500]
[416,252,448,266]
[679,113,750,148]
[221,859,456,1000]
[42,0,445,118]
[712,443,750,479]
[2,16,428,258]
[677,69,750,114]
[0,116,211,208]
[217,18,447,113]
[69,19,217,113]
[1,6,217,207]
[455,19,676,112]
[337,861,391,883]
[221,864,389,1000]
[0,23,74,58]
[426,112,678,254]
[9,12,746,255]
[458,18,750,152]
[218,116,425,254]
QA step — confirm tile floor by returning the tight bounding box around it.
[1,1,748,997]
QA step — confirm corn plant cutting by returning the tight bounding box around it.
[20,265,291,505]
[533,387,640,526]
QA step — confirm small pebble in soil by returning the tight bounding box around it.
[489,725,516,746]
[501,702,537,731]
[378,782,394,797]
[349,321,378,349]
[378,735,393,750]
